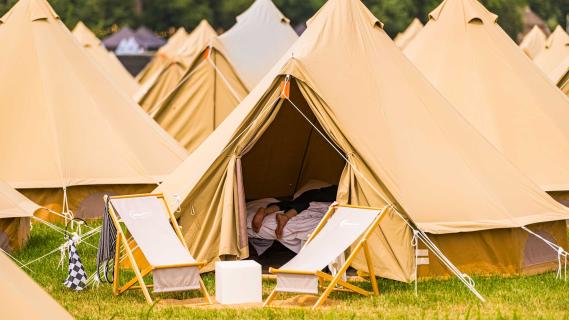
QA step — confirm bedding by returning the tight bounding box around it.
[246,198,332,255]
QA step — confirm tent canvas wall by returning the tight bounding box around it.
[134,21,217,113]
[393,18,423,49]
[0,251,73,319]
[404,0,569,200]
[151,45,249,152]
[150,0,298,153]
[215,0,299,90]
[519,25,546,59]
[0,181,39,252]
[0,0,187,219]
[175,20,218,68]
[135,60,187,112]
[154,0,569,281]
[135,26,188,85]
[534,25,569,85]
[72,21,140,95]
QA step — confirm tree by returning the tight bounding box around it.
[0,0,565,40]
[527,0,569,30]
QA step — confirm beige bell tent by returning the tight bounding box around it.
[405,0,569,204]
[72,21,139,95]
[519,25,546,58]
[154,0,569,281]
[534,25,569,85]
[160,27,189,58]
[134,21,217,113]
[135,27,188,85]
[0,251,73,319]
[0,181,39,253]
[150,0,298,152]
[176,20,217,66]
[394,18,423,48]
[0,0,188,219]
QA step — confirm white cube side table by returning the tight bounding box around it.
[215,260,262,304]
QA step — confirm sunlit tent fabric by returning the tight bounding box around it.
[519,25,546,58]
[164,27,189,53]
[0,181,39,252]
[135,27,188,85]
[216,0,299,89]
[405,0,569,198]
[0,251,73,319]
[134,21,217,113]
[393,18,423,48]
[72,21,139,95]
[535,26,569,86]
[150,0,298,152]
[0,0,188,219]
[154,0,569,281]
[176,20,218,66]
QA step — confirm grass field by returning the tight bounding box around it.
[12,223,569,319]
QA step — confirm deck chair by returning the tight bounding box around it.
[106,193,212,305]
[264,204,387,309]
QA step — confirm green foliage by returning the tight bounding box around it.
[0,0,566,39]
[482,0,525,38]
[526,0,569,31]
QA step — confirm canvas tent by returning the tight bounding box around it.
[0,251,73,319]
[153,27,187,57]
[102,26,136,51]
[102,26,164,52]
[0,0,188,219]
[175,20,218,68]
[393,18,423,48]
[519,25,546,58]
[534,26,569,87]
[134,21,217,113]
[150,0,298,152]
[404,0,569,207]
[135,26,188,85]
[134,26,166,50]
[0,181,39,253]
[72,21,140,95]
[154,0,569,281]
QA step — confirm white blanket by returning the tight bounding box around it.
[246,198,331,255]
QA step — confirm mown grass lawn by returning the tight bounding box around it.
[12,223,569,319]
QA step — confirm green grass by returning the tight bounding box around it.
[12,223,569,319]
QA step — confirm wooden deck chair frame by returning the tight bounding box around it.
[106,193,212,305]
[264,204,387,310]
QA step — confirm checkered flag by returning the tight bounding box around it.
[63,240,88,291]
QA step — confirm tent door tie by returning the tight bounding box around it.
[280,75,291,100]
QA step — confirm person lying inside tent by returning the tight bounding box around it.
[252,185,338,239]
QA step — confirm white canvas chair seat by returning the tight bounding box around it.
[107,194,211,304]
[265,204,387,309]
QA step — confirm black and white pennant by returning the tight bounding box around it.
[63,240,88,291]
